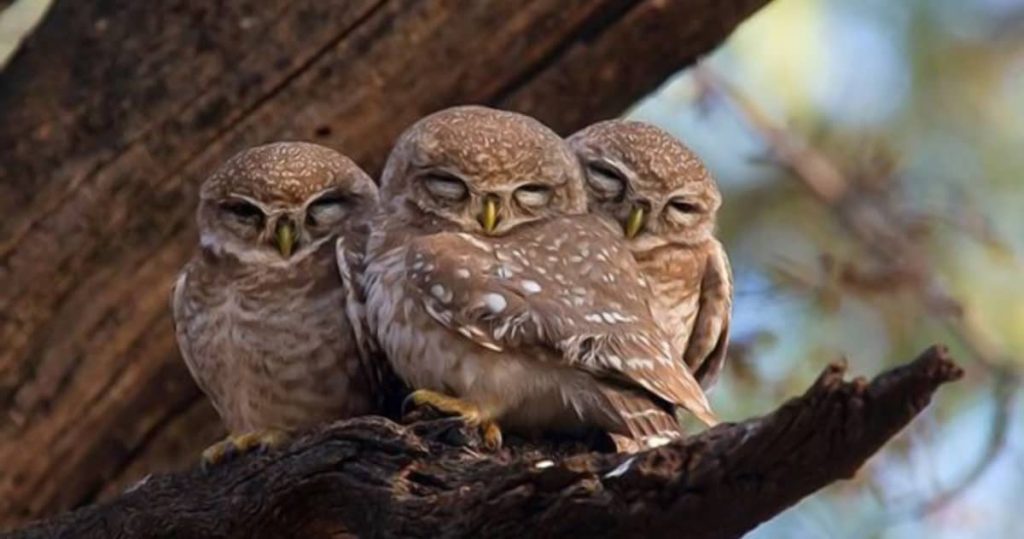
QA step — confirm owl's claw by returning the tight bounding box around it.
[200,429,290,470]
[479,419,503,450]
[402,389,503,450]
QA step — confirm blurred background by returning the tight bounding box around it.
[2,0,1021,536]
[629,0,1023,537]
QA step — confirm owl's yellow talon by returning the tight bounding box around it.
[200,429,290,469]
[402,389,503,449]
[480,420,503,450]
[403,389,481,421]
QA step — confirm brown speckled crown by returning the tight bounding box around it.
[201,141,375,205]
[569,120,720,204]
[381,106,586,210]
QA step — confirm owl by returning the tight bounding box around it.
[568,120,732,389]
[172,141,381,464]
[354,106,716,452]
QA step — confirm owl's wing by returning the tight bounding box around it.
[336,236,377,358]
[170,265,228,420]
[601,385,689,450]
[684,239,733,389]
[336,237,405,416]
[404,215,717,427]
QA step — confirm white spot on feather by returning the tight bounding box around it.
[430,284,451,303]
[645,436,672,448]
[604,456,636,479]
[520,279,542,294]
[482,293,507,314]
[626,358,655,370]
[605,354,623,370]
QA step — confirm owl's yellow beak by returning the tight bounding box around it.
[478,197,499,234]
[275,219,296,258]
[624,205,645,239]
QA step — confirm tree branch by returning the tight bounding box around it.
[8,346,961,539]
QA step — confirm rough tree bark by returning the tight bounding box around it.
[0,0,773,526]
[5,346,962,538]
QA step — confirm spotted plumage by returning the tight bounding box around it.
[173,142,381,438]
[569,120,733,388]
[358,106,717,451]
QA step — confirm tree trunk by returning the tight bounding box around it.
[5,346,962,538]
[0,0,772,527]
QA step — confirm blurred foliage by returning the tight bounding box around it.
[630,0,1023,537]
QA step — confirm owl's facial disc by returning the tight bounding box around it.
[469,181,561,236]
[213,193,300,261]
[201,189,348,265]
[197,141,378,266]
[569,120,721,249]
[412,165,566,236]
[217,195,267,243]
[576,158,653,240]
[383,106,587,234]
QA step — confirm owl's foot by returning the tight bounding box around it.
[200,429,290,469]
[402,389,503,450]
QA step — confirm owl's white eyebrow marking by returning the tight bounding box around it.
[482,292,507,313]
[584,313,603,323]
[520,280,542,294]
[600,312,618,324]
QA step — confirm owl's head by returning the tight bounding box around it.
[197,142,378,265]
[380,106,586,236]
[568,120,721,249]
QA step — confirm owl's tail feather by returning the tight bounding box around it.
[601,387,685,452]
